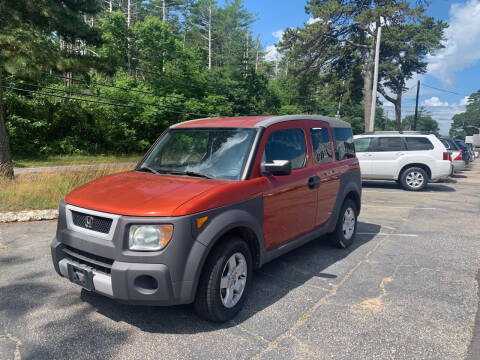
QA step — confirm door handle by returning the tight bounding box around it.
[308,176,321,190]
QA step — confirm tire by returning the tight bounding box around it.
[330,199,358,249]
[194,237,252,322]
[400,167,428,191]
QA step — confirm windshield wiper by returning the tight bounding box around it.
[162,170,214,179]
[185,171,214,179]
[136,166,161,175]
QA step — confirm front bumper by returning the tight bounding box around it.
[51,237,179,305]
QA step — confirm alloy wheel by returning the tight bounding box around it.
[406,171,424,189]
[220,252,247,308]
[342,207,356,240]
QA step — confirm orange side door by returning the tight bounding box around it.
[307,123,341,227]
[255,121,318,251]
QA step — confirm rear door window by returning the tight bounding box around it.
[310,128,333,164]
[375,137,404,152]
[353,137,374,152]
[264,128,306,169]
[333,127,355,160]
[405,137,434,150]
[440,139,451,149]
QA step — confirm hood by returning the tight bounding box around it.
[65,171,227,217]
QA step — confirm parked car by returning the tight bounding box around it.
[440,138,466,172]
[467,143,477,161]
[452,139,471,164]
[51,115,362,322]
[353,132,452,191]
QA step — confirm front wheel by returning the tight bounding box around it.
[330,199,358,248]
[400,167,428,191]
[194,237,252,322]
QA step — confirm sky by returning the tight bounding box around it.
[233,0,480,135]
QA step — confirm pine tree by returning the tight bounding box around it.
[0,0,102,178]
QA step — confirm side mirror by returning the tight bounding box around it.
[261,160,292,176]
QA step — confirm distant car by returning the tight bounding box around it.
[354,132,452,191]
[440,138,465,172]
[452,139,471,164]
[467,143,477,161]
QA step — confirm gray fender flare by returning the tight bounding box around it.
[328,170,362,232]
[179,198,265,303]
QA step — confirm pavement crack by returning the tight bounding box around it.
[252,227,399,359]
[257,270,330,292]
[229,321,271,344]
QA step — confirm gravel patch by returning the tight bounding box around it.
[0,209,58,223]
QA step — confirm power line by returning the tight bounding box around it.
[41,71,192,102]
[2,85,210,117]
[41,71,158,96]
[6,80,207,116]
[422,83,469,97]
[2,85,140,108]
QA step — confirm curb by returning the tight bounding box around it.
[0,209,59,223]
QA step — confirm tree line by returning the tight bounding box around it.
[0,0,449,178]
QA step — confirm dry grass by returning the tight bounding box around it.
[13,154,142,167]
[0,165,132,213]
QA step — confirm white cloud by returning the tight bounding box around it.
[265,30,285,62]
[427,0,480,87]
[307,17,320,25]
[265,44,281,62]
[382,103,466,134]
[459,95,470,106]
[272,30,284,40]
[423,96,449,107]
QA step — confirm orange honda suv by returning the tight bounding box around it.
[51,115,361,322]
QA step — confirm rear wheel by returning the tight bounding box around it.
[194,237,252,322]
[330,199,358,249]
[400,167,428,191]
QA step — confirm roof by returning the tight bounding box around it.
[355,131,437,137]
[171,115,351,129]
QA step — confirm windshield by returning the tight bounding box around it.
[139,128,258,180]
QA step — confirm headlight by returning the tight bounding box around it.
[129,225,173,251]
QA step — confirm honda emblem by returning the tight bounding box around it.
[84,216,94,229]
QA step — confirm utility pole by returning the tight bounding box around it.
[413,80,420,131]
[369,21,382,132]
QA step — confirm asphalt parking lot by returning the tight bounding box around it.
[1,163,479,360]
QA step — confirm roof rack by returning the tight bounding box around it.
[362,131,432,135]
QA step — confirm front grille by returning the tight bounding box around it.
[63,245,114,274]
[71,211,113,234]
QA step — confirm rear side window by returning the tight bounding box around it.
[310,128,333,164]
[353,137,373,152]
[440,139,451,149]
[405,137,434,150]
[333,127,355,160]
[375,137,403,152]
[264,128,306,169]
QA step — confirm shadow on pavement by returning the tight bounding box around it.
[78,221,381,334]
[362,180,456,192]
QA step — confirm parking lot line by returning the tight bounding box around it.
[357,232,418,237]
[362,205,437,210]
